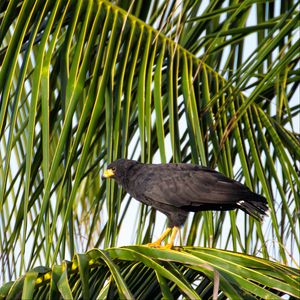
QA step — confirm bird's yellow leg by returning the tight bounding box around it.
[159,226,180,250]
[147,227,171,248]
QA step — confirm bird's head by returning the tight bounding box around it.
[102,159,138,184]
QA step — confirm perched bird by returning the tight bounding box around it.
[102,159,268,249]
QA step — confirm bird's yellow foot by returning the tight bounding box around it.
[146,240,163,248]
[146,227,172,248]
[156,243,173,250]
[145,226,179,250]
[146,242,173,250]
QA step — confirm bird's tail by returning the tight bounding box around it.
[237,194,268,221]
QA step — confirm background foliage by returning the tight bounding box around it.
[0,0,299,298]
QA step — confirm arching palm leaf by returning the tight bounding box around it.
[0,0,299,296]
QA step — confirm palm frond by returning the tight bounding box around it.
[0,0,299,287]
[1,247,299,299]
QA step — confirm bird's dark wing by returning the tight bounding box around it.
[141,164,253,208]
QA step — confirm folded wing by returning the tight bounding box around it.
[142,164,259,208]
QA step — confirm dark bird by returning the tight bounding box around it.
[102,159,268,249]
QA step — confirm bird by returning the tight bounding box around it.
[102,159,268,249]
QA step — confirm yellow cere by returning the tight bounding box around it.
[103,168,115,178]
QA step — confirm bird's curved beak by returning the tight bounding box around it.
[102,168,115,179]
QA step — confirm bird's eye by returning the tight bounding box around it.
[112,167,116,172]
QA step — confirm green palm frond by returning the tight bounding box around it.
[0,0,299,295]
[1,247,299,300]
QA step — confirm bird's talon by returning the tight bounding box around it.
[158,244,173,250]
[146,243,174,250]
[146,241,162,248]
